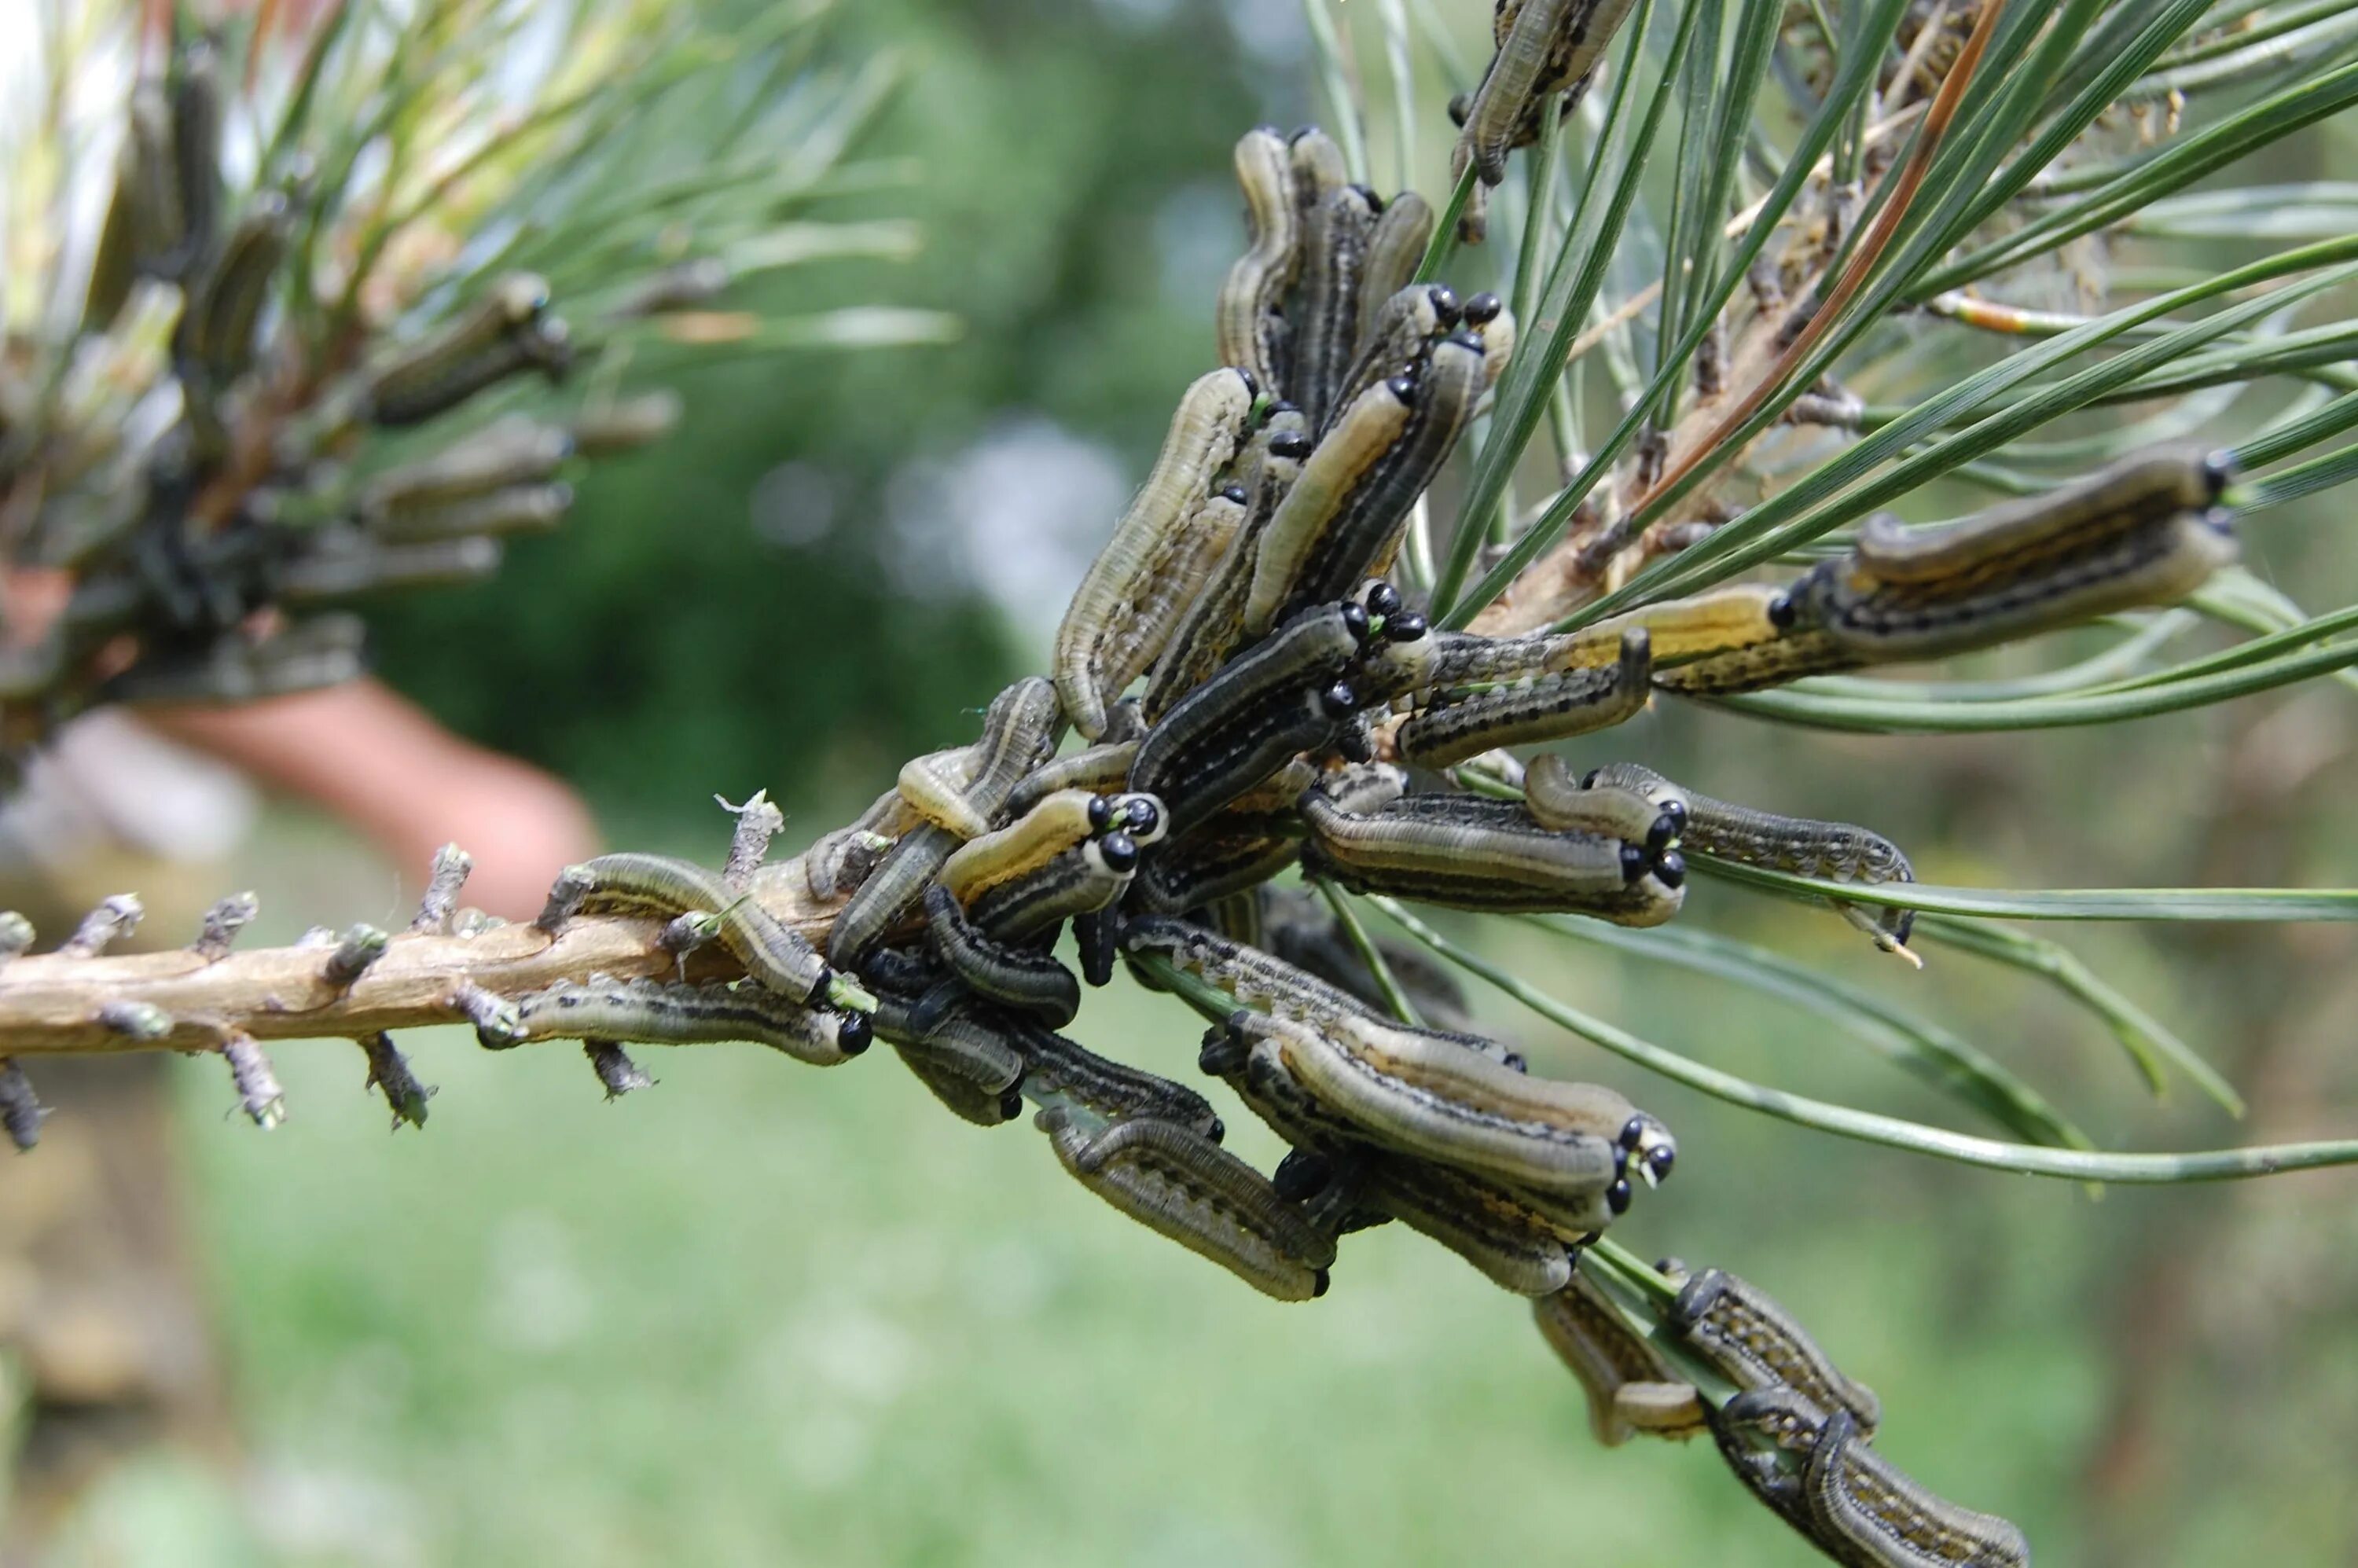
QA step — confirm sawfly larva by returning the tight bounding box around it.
[1249,337,1486,629]
[921,883,1081,1028]
[1533,1273,1709,1446]
[1053,369,1258,738]
[515,975,870,1066]
[1125,913,1398,1033]
[1670,1269,1883,1434]
[1523,754,1683,857]
[1292,184,1379,429]
[1140,408,1317,720]
[1391,626,1655,769]
[1852,447,2226,586]
[1297,762,1684,926]
[1800,1407,2031,1568]
[1216,127,1301,394]
[1129,602,1370,835]
[1358,195,1438,346]
[365,274,567,428]
[360,417,576,520]
[1041,1107,1335,1302]
[1012,1019,1225,1140]
[1237,1007,1643,1206]
[1603,765,1915,956]
[560,853,854,1010]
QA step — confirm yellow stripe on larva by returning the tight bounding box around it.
[1093,487,1249,708]
[1522,755,1669,843]
[1245,380,1414,636]
[896,745,983,839]
[1215,129,1299,391]
[1052,369,1257,739]
[939,789,1102,905]
[1852,446,2218,586]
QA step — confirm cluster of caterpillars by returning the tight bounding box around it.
[4,24,688,747]
[7,3,2250,1547]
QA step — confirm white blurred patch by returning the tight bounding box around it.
[751,459,847,549]
[880,417,1129,633]
[249,1460,426,1568]
[0,711,259,872]
[1223,0,1309,64]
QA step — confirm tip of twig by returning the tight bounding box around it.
[223,1034,286,1129]
[62,894,144,957]
[535,865,595,935]
[192,891,259,960]
[0,1059,47,1151]
[97,999,172,1041]
[324,924,390,988]
[585,1039,654,1100]
[410,844,475,935]
[359,1032,435,1129]
[0,911,36,964]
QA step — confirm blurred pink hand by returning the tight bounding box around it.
[146,678,599,920]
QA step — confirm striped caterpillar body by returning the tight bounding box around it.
[1533,1274,1710,1446]
[514,975,869,1066]
[1053,368,1258,740]
[1298,762,1685,926]
[1041,1108,1335,1302]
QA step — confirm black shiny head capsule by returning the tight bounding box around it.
[1767,592,1798,630]
[1199,1015,1251,1074]
[1646,813,1680,854]
[1645,1145,1676,1182]
[1234,366,1260,399]
[1207,1117,1225,1144]
[1660,799,1688,832]
[1340,601,1372,642]
[2202,449,2236,498]
[1460,292,1503,327]
[1618,1116,1646,1151]
[1445,329,1485,353]
[1385,374,1416,403]
[1096,831,1140,874]
[1273,1148,1334,1201]
[1386,610,1428,643]
[1311,1268,1331,1298]
[836,1012,873,1056]
[999,1089,1026,1120]
[1087,795,1114,832]
[1364,582,1403,620]
[1581,769,1601,788]
[1427,285,1461,325]
[1121,796,1163,843]
[1269,431,1315,459]
[1337,725,1374,764]
[1607,1178,1633,1215]
[1320,681,1360,718]
[1220,483,1250,505]
[1619,843,1650,883]
[1501,1052,1528,1074]
[1655,850,1686,890]
[810,963,835,998]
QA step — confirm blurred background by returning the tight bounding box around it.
[6,0,2356,1562]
